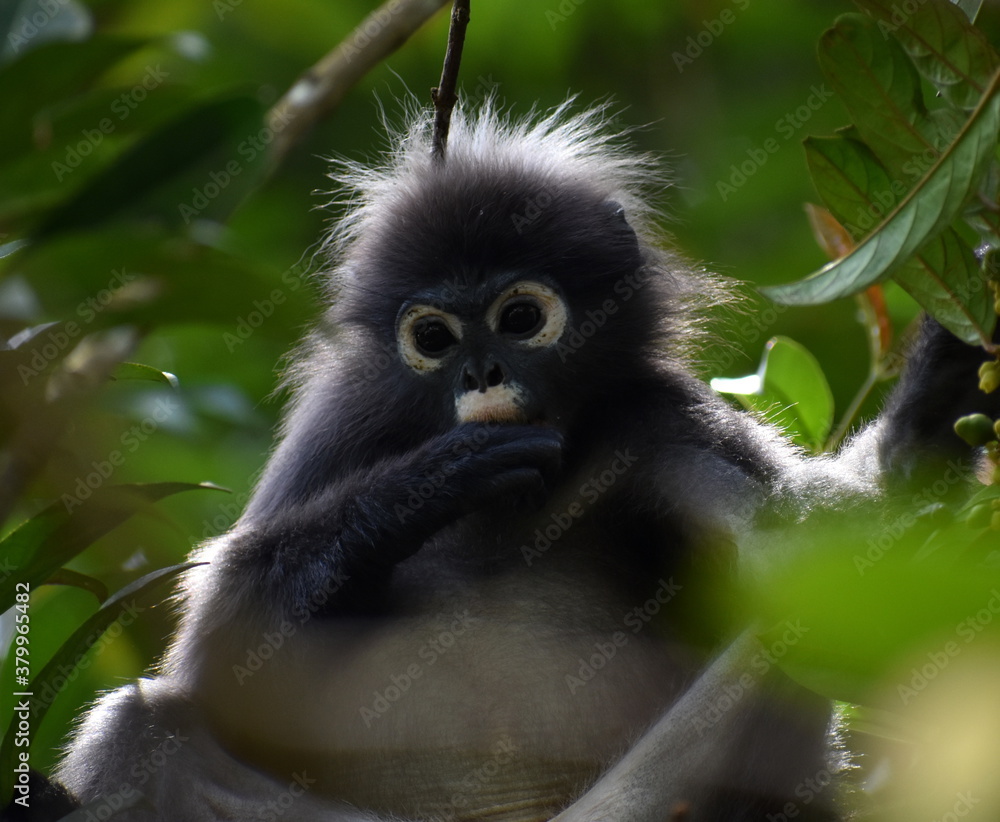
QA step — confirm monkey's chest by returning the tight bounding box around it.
[212,591,687,822]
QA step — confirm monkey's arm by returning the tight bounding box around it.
[551,630,766,822]
[227,422,562,615]
[876,318,997,480]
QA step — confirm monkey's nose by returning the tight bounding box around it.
[462,362,506,392]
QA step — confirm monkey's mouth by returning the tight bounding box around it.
[455,384,533,424]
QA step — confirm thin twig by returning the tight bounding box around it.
[266,0,450,173]
[430,0,471,164]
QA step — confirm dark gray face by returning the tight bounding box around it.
[396,278,570,425]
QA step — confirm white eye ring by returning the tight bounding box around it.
[397,306,463,372]
[486,281,567,348]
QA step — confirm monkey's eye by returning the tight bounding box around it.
[397,305,463,373]
[499,301,544,339]
[413,318,457,355]
[487,281,568,348]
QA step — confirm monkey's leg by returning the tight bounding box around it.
[56,680,388,822]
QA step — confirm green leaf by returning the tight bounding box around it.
[756,337,835,451]
[804,134,900,236]
[891,230,995,344]
[856,0,1000,110]
[0,562,201,802]
[0,84,201,233]
[0,481,226,613]
[113,362,178,387]
[818,14,938,177]
[804,135,993,343]
[743,532,1000,703]
[43,568,108,602]
[762,68,1000,312]
[0,37,146,157]
[9,227,305,331]
[713,336,834,452]
[34,96,268,239]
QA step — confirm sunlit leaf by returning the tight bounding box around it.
[762,69,1000,311]
[113,362,178,387]
[804,134,993,343]
[713,336,834,452]
[952,0,984,22]
[743,532,1000,702]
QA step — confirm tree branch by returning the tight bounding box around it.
[266,0,450,172]
[430,0,471,164]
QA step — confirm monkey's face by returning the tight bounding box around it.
[395,278,571,427]
[336,169,659,437]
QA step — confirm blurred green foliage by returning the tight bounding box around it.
[3,0,1000,811]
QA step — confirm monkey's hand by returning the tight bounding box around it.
[231,424,562,613]
[338,423,564,567]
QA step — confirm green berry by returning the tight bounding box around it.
[979,361,1000,394]
[954,413,997,446]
